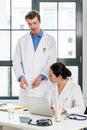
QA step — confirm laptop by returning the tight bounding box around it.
[24,96,53,117]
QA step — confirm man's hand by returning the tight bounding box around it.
[20,77,28,89]
[32,76,42,88]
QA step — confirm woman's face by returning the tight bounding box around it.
[48,69,58,83]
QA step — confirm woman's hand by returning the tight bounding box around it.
[51,106,56,115]
[62,108,66,114]
[51,105,66,115]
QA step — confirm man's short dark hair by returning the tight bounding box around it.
[25,10,40,21]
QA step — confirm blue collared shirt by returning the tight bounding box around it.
[30,30,43,51]
[30,30,47,80]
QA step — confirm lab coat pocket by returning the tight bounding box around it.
[41,47,48,63]
[63,97,72,108]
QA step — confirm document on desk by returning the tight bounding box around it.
[0,103,27,111]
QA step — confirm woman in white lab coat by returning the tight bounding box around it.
[13,10,56,105]
[48,62,85,114]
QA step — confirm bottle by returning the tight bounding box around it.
[55,104,62,122]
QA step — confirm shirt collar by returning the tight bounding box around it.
[30,29,43,38]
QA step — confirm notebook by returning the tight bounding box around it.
[24,96,53,117]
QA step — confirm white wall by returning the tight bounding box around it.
[83,0,87,102]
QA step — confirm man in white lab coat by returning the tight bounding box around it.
[13,10,56,104]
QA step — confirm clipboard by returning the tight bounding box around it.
[0,103,27,112]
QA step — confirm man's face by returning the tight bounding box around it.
[26,16,41,35]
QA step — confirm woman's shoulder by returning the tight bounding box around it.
[68,79,81,90]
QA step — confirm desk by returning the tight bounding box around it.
[0,110,87,130]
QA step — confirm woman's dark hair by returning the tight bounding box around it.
[50,62,72,79]
[25,10,40,21]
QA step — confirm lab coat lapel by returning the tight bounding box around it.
[58,79,71,98]
[57,80,71,105]
[27,33,35,52]
[35,33,47,55]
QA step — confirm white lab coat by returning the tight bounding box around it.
[13,32,56,105]
[47,79,86,114]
